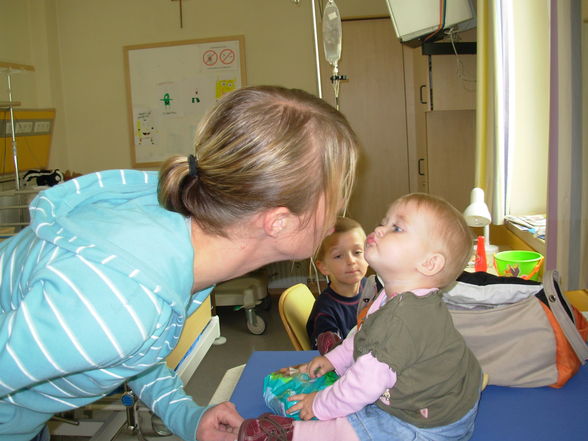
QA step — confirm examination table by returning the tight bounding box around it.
[231,351,588,441]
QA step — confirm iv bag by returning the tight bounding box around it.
[322,0,342,68]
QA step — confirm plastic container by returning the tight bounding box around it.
[494,250,544,281]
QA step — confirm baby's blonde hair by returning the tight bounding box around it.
[158,86,359,237]
[391,193,472,288]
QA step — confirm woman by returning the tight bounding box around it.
[0,86,359,441]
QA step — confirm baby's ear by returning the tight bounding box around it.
[417,252,445,276]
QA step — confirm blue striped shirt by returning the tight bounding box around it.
[0,170,211,441]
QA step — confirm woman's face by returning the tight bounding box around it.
[285,195,335,260]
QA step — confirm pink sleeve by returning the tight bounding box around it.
[324,328,355,375]
[312,352,397,420]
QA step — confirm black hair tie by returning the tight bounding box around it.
[188,154,198,178]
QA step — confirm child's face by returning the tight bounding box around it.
[317,229,368,287]
[364,201,433,279]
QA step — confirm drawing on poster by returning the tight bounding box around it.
[124,36,246,167]
[216,79,237,99]
[135,109,159,148]
[157,81,182,118]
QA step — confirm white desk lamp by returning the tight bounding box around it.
[463,188,498,270]
[464,187,491,238]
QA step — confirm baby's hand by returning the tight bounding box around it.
[276,364,305,376]
[306,356,334,378]
[287,392,317,420]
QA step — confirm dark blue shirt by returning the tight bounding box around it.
[306,284,362,350]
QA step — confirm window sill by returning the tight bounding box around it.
[470,224,545,256]
[504,221,546,256]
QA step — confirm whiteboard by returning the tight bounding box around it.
[124,36,246,167]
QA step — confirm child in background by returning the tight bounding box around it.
[306,217,369,354]
[239,193,483,441]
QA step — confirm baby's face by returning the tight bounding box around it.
[364,201,433,278]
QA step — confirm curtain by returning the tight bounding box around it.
[547,0,587,290]
[478,0,550,224]
[478,0,586,290]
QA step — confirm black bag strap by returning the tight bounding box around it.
[543,269,588,364]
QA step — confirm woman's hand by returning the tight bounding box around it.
[195,401,244,441]
[287,391,317,421]
[306,356,334,378]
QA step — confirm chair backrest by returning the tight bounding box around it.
[278,283,315,351]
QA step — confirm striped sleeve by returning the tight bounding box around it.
[128,362,208,441]
[0,256,160,397]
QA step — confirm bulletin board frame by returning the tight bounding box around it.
[123,36,246,168]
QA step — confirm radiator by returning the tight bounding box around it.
[266,260,310,289]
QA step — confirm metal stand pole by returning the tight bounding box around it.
[311,0,323,98]
[6,69,20,190]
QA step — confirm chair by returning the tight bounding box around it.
[278,283,315,351]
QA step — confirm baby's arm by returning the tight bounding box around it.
[323,327,357,375]
[312,352,396,420]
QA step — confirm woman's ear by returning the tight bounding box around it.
[262,207,294,238]
[417,252,445,277]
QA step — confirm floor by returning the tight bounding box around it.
[51,295,293,441]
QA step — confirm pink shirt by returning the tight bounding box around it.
[312,288,436,420]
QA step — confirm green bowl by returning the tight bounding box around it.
[494,250,544,281]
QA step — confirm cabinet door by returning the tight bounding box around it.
[321,18,410,231]
[431,53,477,110]
[426,110,476,211]
[429,29,477,111]
[403,45,430,193]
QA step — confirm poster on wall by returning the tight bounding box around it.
[124,36,246,167]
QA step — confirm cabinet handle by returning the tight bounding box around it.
[419,85,428,104]
[418,158,425,176]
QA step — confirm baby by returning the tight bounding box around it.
[306,217,369,354]
[239,193,483,441]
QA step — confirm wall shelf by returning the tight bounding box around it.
[0,101,21,109]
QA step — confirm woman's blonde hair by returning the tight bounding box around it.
[391,193,473,287]
[158,85,359,237]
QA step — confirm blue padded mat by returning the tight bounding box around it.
[231,351,588,441]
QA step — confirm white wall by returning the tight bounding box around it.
[0,0,389,174]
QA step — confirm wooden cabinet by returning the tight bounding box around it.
[408,30,478,211]
[429,48,477,110]
[426,110,476,211]
[320,19,477,228]
[321,18,411,231]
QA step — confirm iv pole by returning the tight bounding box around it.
[321,0,345,110]
[293,0,345,105]
[310,0,323,98]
